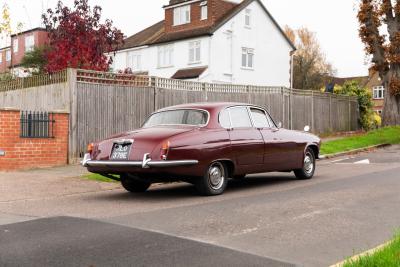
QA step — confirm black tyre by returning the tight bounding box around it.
[120,174,151,193]
[294,148,316,180]
[195,162,228,196]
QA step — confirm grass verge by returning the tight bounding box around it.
[320,126,400,155]
[342,234,400,267]
[82,173,119,183]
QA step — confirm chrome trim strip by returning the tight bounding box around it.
[82,153,198,168]
[114,139,134,145]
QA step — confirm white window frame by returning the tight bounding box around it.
[25,35,34,52]
[241,48,254,69]
[13,39,18,53]
[188,40,201,64]
[200,1,208,20]
[245,9,251,28]
[173,5,191,26]
[126,52,142,71]
[6,50,11,62]
[158,44,174,68]
[0,52,2,63]
[373,85,385,99]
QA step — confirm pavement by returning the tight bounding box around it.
[0,145,400,266]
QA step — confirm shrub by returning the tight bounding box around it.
[335,81,375,130]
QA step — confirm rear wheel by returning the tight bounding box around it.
[294,148,315,180]
[120,174,151,193]
[195,162,228,196]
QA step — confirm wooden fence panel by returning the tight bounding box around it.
[0,83,70,111]
[75,82,155,158]
[0,69,360,159]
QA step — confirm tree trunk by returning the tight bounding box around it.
[382,91,400,126]
[382,70,400,126]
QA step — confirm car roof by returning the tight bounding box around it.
[157,102,253,112]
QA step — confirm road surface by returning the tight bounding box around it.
[1,145,399,266]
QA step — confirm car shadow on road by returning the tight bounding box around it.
[90,174,297,201]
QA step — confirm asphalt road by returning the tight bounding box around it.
[1,145,400,266]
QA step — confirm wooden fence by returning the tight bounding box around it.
[0,69,359,161]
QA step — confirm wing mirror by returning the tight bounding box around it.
[277,122,282,129]
[304,125,310,132]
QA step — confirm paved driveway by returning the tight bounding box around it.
[1,146,400,266]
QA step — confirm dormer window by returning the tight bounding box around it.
[200,1,208,20]
[173,5,191,26]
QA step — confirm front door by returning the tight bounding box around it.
[223,106,264,167]
[249,107,297,171]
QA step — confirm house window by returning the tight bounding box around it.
[189,40,201,63]
[127,53,142,71]
[245,9,251,27]
[173,5,191,26]
[0,53,2,63]
[158,44,174,68]
[6,50,11,62]
[25,35,34,52]
[13,39,18,53]
[200,1,208,20]
[241,48,254,68]
[373,86,385,99]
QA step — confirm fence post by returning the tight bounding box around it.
[289,88,293,130]
[203,83,208,101]
[311,90,314,132]
[329,93,332,132]
[67,68,78,164]
[348,98,351,131]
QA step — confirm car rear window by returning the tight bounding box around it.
[143,109,208,128]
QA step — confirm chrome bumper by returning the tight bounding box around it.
[82,153,198,169]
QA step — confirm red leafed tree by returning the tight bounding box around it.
[42,0,124,72]
[358,0,400,125]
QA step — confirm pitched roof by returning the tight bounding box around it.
[119,0,295,51]
[171,66,208,79]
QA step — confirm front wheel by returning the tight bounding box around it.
[294,148,316,180]
[195,162,228,196]
[120,174,151,193]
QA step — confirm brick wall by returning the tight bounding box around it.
[0,108,69,171]
[165,0,237,33]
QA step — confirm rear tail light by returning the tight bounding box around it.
[160,141,170,160]
[87,143,94,154]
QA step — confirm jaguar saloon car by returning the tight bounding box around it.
[82,102,321,196]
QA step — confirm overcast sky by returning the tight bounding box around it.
[1,0,367,77]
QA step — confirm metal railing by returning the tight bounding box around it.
[20,111,55,138]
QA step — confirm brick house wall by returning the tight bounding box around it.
[164,0,236,33]
[365,71,385,113]
[0,108,69,171]
[11,29,49,67]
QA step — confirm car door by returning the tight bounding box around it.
[249,107,298,171]
[222,106,264,167]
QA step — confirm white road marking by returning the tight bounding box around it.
[354,159,370,164]
[330,157,350,163]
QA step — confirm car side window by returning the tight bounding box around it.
[229,107,252,128]
[250,108,270,128]
[219,109,231,128]
[265,112,277,128]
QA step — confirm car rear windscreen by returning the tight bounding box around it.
[143,109,208,127]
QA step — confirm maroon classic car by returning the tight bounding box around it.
[82,102,321,196]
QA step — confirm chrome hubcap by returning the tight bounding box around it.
[208,163,225,190]
[304,153,314,175]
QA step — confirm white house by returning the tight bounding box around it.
[112,0,295,86]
